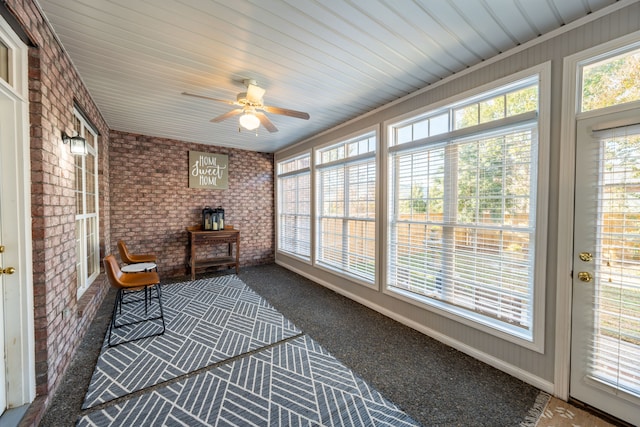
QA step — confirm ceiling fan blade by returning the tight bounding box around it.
[182,92,238,106]
[255,112,278,133]
[246,84,266,103]
[211,109,243,123]
[262,105,310,120]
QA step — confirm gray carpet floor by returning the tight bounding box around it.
[39,263,542,426]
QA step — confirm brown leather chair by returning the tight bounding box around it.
[103,254,165,346]
[117,240,157,264]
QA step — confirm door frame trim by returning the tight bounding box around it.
[555,29,640,400]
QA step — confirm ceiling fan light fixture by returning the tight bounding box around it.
[239,112,260,130]
[183,81,308,134]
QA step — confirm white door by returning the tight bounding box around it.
[0,16,34,416]
[0,203,5,417]
[0,87,14,417]
[570,107,640,426]
[0,85,18,417]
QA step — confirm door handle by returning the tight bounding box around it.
[578,271,592,282]
[0,244,15,274]
[0,267,15,275]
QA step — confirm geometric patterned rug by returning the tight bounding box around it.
[82,275,301,409]
[77,335,420,426]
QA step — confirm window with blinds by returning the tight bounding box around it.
[277,154,311,260]
[74,110,99,299]
[316,132,376,283]
[388,76,542,340]
[589,124,640,397]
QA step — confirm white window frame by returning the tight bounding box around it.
[315,127,378,286]
[383,64,550,351]
[276,152,312,261]
[74,109,99,298]
[578,42,640,114]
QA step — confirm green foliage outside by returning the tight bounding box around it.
[582,49,640,111]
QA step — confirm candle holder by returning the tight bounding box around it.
[214,206,225,230]
[202,206,215,230]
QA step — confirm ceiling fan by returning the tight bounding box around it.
[182,79,310,133]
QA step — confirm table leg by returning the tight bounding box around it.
[235,236,240,274]
[190,235,196,281]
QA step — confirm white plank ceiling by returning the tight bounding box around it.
[37,0,619,153]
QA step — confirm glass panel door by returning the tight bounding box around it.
[571,108,640,426]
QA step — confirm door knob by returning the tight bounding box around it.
[578,271,592,282]
[1,267,15,275]
[579,252,593,262]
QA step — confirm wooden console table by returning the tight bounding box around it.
[186,227,240,280]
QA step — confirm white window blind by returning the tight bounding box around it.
[388,76,541,339]
[277,154,311,260]
[316,133,376,282]
[589,124,640,397]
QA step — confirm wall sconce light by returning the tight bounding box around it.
[238,112,260,131]
[62,131,87,155]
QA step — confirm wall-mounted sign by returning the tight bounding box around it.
[189,151,228,189]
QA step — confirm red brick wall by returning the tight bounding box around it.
[5,1,111,425]
[109,131,275,277]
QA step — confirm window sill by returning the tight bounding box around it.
[76,275,108,318]
[384,285,543,353]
